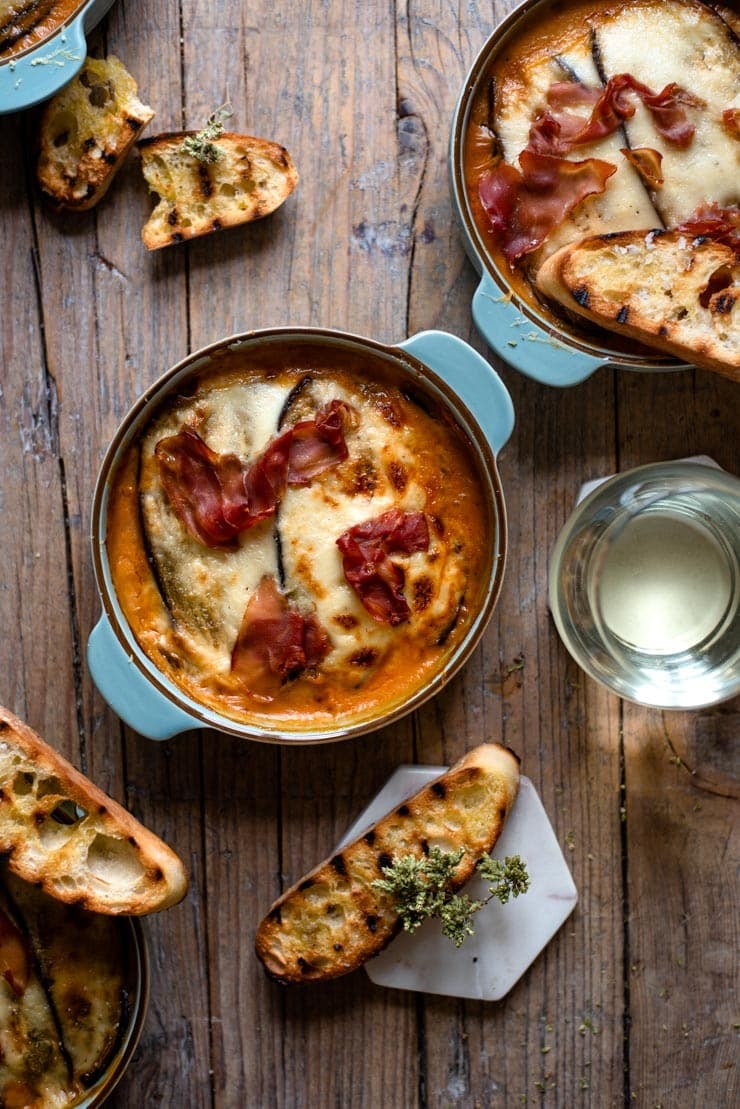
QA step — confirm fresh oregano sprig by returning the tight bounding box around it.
[373,847,530,948]
[182,104,233,164]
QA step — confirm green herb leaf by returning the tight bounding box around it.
[477,853,531,904]
[182,104,233,164]
[373,847,530,946]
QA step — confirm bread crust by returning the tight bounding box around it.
[0,705,187,914]
[138,131,299,249]
[536,229,739,380]
[255,743,520,983]
[36,55,154,211]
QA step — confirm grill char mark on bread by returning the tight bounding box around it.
[255,743,520,983]
[0,706,187,915]
[535,229,740,380]
[36,55,154,211]
[138,131,299,249]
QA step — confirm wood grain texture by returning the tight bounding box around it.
[0,1,737,1107]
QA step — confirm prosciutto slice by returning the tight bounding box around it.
[479,152,616,263]
[674,203,740,256]
[231,575,330,689]
[538,75,703,154]
[156,398,353,548]
[481,73,703,263]
[620,146,664,189]
[336,509,430,626]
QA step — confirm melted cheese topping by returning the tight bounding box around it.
[494,34,662,265]
[0,870,129,1107]
[594,0,740,225]
[106,346,493,731]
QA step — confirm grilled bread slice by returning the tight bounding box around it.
[138,131,298,249]
[255,743,520,983]
[37,55,154,211]
[0,705,187,914]
[536,230,739,380]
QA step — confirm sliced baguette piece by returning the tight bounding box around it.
[255,743,520,983]
[37,54,154,211]
[536,229,739,381]
[138,131,299,250]
[0,705,187,915]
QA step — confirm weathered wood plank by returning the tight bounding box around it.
[0,0,737,1106]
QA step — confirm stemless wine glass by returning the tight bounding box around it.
[549,460,740,709]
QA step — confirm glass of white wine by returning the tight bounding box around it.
[549,460,740,709]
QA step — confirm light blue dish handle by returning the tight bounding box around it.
[472,272,611,388]
[398,329,515,455]
[0,0,116,113]
[87,614,203,741]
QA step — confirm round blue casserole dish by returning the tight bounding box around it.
[448,0,693,386]
[86,327,515,744]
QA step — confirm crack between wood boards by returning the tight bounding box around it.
[619,712,631,1106]
[415,991,428,1108]
[277,747,288,1090]
[396,0,428,338]
[198,736,217,1109]
[175,3,194,354]
[28,228,88,770]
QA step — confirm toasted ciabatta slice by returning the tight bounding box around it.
[0,705,187,914]
[255,743,520,983]
[37,55,154,211]
[536,229,739,381]
[138,131,298,249]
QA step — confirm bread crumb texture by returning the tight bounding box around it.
[537,229,739,377]
[37,54,154,211]
[138,131,299,249]
[255,743,520,983]
[0,707,187,914]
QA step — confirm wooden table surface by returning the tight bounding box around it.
[1,1,738,1106]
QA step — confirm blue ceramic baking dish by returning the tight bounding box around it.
[448,0,691,386]
[0,0,116,112]
[87,327,515,744]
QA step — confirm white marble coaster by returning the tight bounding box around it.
[337,767,577,1001]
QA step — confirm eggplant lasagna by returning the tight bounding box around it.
[106,342,493,731]
[0,863,130,1107]
[464,0,739,331]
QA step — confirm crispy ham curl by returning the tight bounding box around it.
[674,203,740,257]
[538,74,703,153]
[620,146,664,189]
[479,152,616,263]
[337,508,430,626]
[480,74,703,263]
[155,399,354,548]
[723,108,740,140]
[231,575,331,690]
